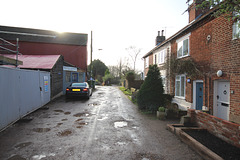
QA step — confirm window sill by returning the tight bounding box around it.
[232,37,239,40]
[174,96,185,100]
[177,55,190,59]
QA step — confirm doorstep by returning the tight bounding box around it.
[166,124,223,160]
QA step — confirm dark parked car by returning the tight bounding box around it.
[66,82,92,99]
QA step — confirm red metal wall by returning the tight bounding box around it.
[14,41,88,70]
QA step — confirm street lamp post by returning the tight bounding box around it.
[90,30,93,88]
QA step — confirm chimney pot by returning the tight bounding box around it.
[155,30,166,46]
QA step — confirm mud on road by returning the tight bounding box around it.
[0,86,202,160]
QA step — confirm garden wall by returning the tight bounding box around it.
[188,109,240,148]
[123,80,144,89]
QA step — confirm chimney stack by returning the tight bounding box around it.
[188,0,210,23]
[156,30,165,46]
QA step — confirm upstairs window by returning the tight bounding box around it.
[177,33,190,58]
[158,49,166,64]
[233,13,240,39]
[145,57,149,68]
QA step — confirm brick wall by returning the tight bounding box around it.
[51,56,63,98]
[188,109,240,148]
[211,15,240,123]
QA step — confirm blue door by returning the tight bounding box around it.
[196,82,203,110]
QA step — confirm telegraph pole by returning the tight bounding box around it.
[90,31,93,87]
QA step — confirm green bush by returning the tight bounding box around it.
[126,71,135,82]
[158,107,165,112]
[137,65,165,112]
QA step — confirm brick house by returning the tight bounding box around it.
[143,0,240,124]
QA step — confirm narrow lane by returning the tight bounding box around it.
[0,86,202,160]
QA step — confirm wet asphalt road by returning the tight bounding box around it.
[0,86,202,160]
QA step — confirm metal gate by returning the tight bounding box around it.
[0,67,50,131]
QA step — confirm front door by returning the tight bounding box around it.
[196,82,203,110]
[217,81,230,121]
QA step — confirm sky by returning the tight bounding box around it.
[0,0,191,72]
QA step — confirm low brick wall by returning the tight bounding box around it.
[188,109,240,148]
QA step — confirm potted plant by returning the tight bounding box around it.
[157,107,166,120]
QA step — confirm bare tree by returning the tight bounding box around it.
[117,57,131,78]
[125,46,142,72]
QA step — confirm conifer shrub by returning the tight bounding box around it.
[137,65,165,112]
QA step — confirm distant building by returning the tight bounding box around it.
[0,25,88,71]
[0,25,88,96]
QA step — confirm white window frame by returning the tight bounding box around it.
[175,74,186,99]
[161,76,166,87]
[145,57,149,68]
[233,21,240,39]
[233,13,240,39]
[176,33,191,58]
[158,49,166,64]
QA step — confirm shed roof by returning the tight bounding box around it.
[2,54,61,69]
[0,25,88,46]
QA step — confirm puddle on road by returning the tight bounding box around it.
[97,114,108,121]
[75,118,83,122]
[32,153,56,160]
[76,126,83,128]
[114,121,128,128]
[57,129,72,137]
[75,118,88,128]
[88,103,99,107]
[7,155,26,160]
[56,123,63,127]
[97,117,108,121]
[15,142,32,149]
[64,112,71,115]
[33,128,51,133]
[74,112,90,117]
[32,155,46,159]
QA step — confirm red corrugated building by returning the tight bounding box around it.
[0,25,88,71]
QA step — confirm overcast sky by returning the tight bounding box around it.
[0,0,191,71]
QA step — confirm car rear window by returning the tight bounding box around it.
[71,83,86,87]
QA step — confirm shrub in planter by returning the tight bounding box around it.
[158,107,165,112]
[157,107,166,120]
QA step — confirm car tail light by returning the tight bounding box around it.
[83,88,88,92]
[66,88,70,91]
